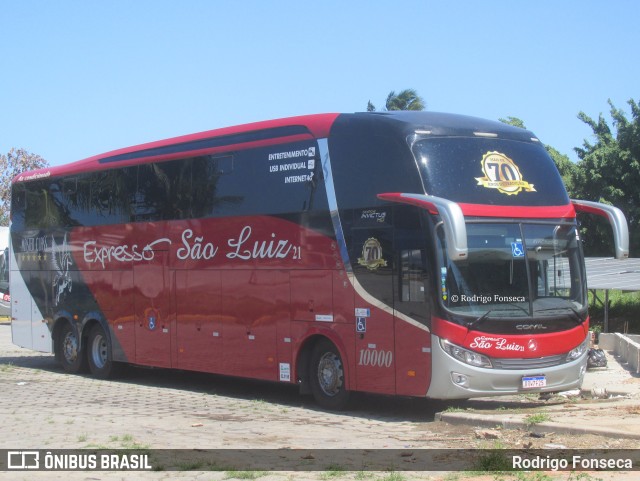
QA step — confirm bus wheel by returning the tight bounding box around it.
[310,339,350,410]
[87,324,119,379]
[56,322,87,374]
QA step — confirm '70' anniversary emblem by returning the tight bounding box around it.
[475,151,536,196]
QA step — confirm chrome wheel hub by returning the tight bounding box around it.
[317,352,343,397]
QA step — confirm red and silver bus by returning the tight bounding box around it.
[10,112,628,409]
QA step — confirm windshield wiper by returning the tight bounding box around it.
[467,310,493,331]
[466,302,531,330]
[535,306,586,325]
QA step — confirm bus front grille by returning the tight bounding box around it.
[491,354,567,370]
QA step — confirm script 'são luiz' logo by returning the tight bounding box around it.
[475,151,536,196]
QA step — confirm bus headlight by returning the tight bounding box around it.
[566,337,589,362]
[440,339,492,368]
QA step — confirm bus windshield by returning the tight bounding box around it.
[437,222,587,319]
[412,137,569,206]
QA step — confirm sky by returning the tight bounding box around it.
[1,1,638,166]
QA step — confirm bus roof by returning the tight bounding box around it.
[343,111,538,143]
[12,111,539,184]
[12,113,340,183]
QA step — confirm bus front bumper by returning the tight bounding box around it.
[426,335,588,400]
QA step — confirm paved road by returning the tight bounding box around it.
[0,324,465,443]
[0,323,477,480]
[1,323,637,481]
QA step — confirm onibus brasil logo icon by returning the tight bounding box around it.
[475,151,536,196]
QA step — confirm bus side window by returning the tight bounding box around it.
[60,177,78,198]
[49,174,90,227]
[190,155,237,218]
[25,180,61,228]
[133,164,163,221]
[214,155,233,175]
[400,249,426,302]
[11,183,26,229]
[89,167,136,224]
[71,174,93,225]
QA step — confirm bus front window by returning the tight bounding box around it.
[437,222,587,321]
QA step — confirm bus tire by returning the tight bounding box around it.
[310,339,350,410]
[87,324,120,379]
[55,322,88,374]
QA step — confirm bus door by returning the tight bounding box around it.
[351,207,396,394]
[134,251,173,368]
[392,207,432,396]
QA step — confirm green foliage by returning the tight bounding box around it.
[320,467,348,479]
[474,450,513,472]
[0,148,49,225]
[498,116,527,129]
[378,473,406,481]
[367,89,425,112]
[223,471,268,480]
[573,99,640,256]
[493,473,554,481]
[500,100,640,258]
[588,289,640,332]
[498,116,577,191]
[545,145,577,194]
[524,412,551,427]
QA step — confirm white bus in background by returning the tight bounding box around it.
[0,226,9,318]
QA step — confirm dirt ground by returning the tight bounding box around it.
[0,324,637,481]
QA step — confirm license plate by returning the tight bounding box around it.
[522,375,546,389]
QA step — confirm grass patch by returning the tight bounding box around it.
[567,473,605,481]
[524,412,551,427]
[354,472,375,480]
[379,473,406,481]
[0,362,14,372]
[443,406,468,413]
[223,471,267,480]
[474,450,513,472]
[101,433,150,450]
[493,473,554,481]
[320,465,348,479]
[440,474,461,481]
[83,443,111,449]
[589,290,640,333]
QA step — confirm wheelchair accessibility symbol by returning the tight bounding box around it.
[356,317,367,333]
[511,242,525,258]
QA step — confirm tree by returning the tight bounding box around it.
[0,148,49,225]
[572,99,640,257]
[546,145,577,195]
[498,116,577,193]
[498,116,527,130]
[367,88,425,112]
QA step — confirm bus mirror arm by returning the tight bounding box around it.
[571,199,629,260]
[377,193,468,261]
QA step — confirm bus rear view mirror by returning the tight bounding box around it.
[377,193,468,261]
[571,199,629,260]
